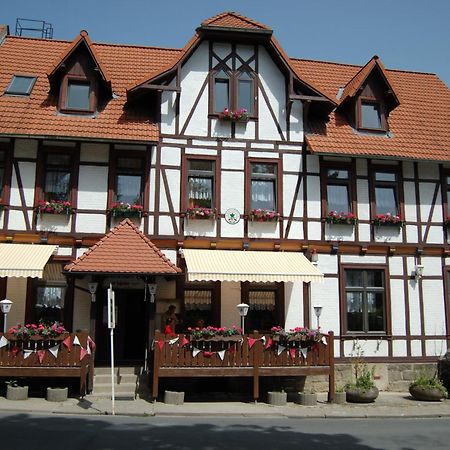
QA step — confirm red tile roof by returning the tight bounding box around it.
[0,35,182,142]
[292,58,450,161]
[64,219,181,274]
[201,11,271,30]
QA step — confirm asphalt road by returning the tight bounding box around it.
[0,412,449,450]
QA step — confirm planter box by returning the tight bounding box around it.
[190,335,242,342]
[46,387,68,402]
[6,385,28,401]
[333,391,347,404]
[164,390,184,405]
[267,391,287,406]
[298,392,317,406]
[345,387,379,403]
[409,385,445,402]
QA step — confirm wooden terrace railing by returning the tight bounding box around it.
[0,330,94,396]
[152,331,335,401]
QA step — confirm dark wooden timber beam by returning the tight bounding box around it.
[290,94,330,102]
[140,84,181,93]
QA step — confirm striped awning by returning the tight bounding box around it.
[0,244,57,278]
[183,249,324,283]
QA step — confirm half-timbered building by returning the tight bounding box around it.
[0,12,449,393]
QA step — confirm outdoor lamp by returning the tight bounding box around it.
[0,299,13,333]
[148,284,157,303]
[313,304,323,329]
[415,264,424,281]
[237,302,249,334]
[88,282,98,303]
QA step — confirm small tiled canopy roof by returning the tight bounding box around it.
[64,219,181,275]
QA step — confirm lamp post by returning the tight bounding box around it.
[236,303,249,334]
[0,299,13,333]
[313,305,323,329]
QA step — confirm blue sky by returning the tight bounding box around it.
[2,0,450,86]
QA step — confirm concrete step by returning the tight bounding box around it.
[93,383,136,395]
[94,374,138,385]
[94,366,142,376]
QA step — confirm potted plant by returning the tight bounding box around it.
[325,211,358,225]
[334,385,347,404]
[249,209,280,222]
[185,206,216,220]
[37,200,72,215]
[5,380,29,401]
[373,213,405,227]
[220,108,249,122]
[409,371,447,402]
[267,389,287,406]
[298,389,317,406]
[109,202,143,218]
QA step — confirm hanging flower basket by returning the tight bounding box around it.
[373,213,405,227]
[220,108,249,122]
[186,207,216,220]
[249,209,280,222]
[37,200,72,215]
[109,202,143,218]
[325,211,358,225]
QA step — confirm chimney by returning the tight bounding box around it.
[0,24,9,43]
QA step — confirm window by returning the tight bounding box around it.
[5,75,36,95]
[344,269,386,333]
[445,175,450,217]
[183,281,220,328]
[35,284,66,324]
[0,150,5,201]
[373,170,399,216]
[187,159,215,209]
[250,162,278,211]
[43,153,72,201]
[66,80,91,110]
[115,156,145,205]
[361,102,382,129]
[325,168,352,213]
[212,68,255,115]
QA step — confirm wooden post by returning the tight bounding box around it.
[327,331,335,403]
[152,330,161,400]
[252,332,260,401]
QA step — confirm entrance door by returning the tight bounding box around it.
[95,288,148,365]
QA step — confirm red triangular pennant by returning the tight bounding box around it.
[265,337,273,349]
[248,338,257,349]
[38,349,46,363]
[87,336,96,352]
[289,348,296,360]
[80,347,88,361]
[63,336,73,352]
[158,340,165,351]
[203,351,213,358]
[11,345,20,357]
[181,336,189,347]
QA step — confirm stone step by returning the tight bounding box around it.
[94,366,142,376]
[93,383,136,395]
[94,373,138,385]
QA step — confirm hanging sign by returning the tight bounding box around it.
[107,285,116,329]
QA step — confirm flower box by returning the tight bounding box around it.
[186,207,216,220]
[325,211,357,225]
[37,200,72,215]
[109,202,143,218]
[249,209,280,222]
[187,326,242,340]
[271,326,322,343]
[373,213,405,227]
[7,322,68,340]
[220,108,249,122]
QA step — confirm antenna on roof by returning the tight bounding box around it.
[15,18,53,39]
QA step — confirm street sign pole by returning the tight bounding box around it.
[107,284,116,415]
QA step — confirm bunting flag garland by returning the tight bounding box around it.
[322,336,327,345]
[277,345,286,356]
[157,340,165,351]
[37,349,46,363]
[49,344,60,358]
[300,347,308,359]
[73,335,81,347]
[192,348,201,357]
[218,350,226,361]
[0,335,8,349]
[248,338,257,349]
[203,351,213,358]
[87,336,96,351]
[63,335,73,351]
[261,336,266,346]
[87,343,91,355]
[80,347,88,361]
[11,345,20,357]
[181,336,189,347]
[169,336,179,345]
[289,348,296,360]
[23,349,33,359]
[265,337,273,350]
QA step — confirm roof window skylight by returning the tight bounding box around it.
[5,75,37,95]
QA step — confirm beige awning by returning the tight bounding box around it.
[183,249,324,283]
[0,244,57,278]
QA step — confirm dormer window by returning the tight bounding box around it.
[59,76,96,114]
[360,100,384,130]
[5,75,36,95]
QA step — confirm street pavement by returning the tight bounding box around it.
[0,391,449,418]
